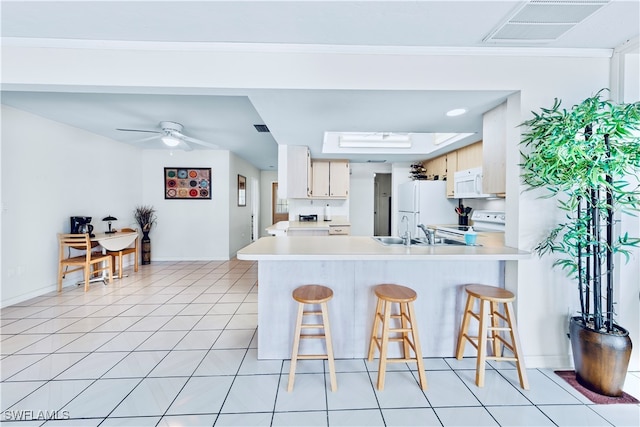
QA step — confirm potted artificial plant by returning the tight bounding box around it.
[134,205,157,265]
[520,89,640,397]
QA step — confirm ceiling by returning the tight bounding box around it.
[2,1,639,170]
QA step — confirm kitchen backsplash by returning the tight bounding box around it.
[461,198,506,214]
[288,198,349,221]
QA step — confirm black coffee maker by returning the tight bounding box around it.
[70,216,94,237]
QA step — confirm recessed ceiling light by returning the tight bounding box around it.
[446,108,467,117]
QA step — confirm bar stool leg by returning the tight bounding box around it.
[287,302,305,392]
[476,298,489,387]
[505,301,529,389]
[320,301,337,392]
[400,302,410,359]
[367,298,383,361]
[489,301,502,358]
[377,299,392,390]
[407,301,427,390]
[455,294,475,359]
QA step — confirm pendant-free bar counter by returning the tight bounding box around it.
[237,235,530,359]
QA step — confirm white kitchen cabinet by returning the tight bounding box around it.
[328,224,351,235]
[446,151,458,198]
[278,145,311,199]
[456,141,483,171]
[482,102,507,195]
[311,160,330,197]
[424,156,446,180]
[310,160,349,198]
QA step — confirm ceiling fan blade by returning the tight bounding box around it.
[179,140,194,152]
[177,133,219,149]
[130,134,160,144]
[116,128,161,134]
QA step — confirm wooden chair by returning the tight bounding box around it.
[58,233,113,292]
[106,228,139,279]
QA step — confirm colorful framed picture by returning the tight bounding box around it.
[164,168,212,200]
[238,174,246,206]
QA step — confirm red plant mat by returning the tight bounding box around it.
[555,370,639,404]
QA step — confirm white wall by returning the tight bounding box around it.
[612,43,640,370]
[1,105,141,306]
[141,149,231,261]
[228,153,260,257]
[259,170,278,238]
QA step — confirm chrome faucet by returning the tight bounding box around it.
[417,224,435,245]
[400,215,411,246]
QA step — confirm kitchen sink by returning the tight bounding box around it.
[432,238,467,246]
[372,236,470,246]
[372,236,407,245]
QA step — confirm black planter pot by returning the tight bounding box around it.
[141,231,151,265]
[569,316,632,397]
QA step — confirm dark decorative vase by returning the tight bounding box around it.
[569,316,632,397]
[141,231,151,265]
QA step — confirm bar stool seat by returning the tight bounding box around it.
[455,284,529,389]
[367,284,427,390]
[288,285,337,392]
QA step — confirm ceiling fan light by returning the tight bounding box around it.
[161,136,181,147]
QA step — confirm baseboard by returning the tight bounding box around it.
[523,355,574,370]
[1,283,58,308]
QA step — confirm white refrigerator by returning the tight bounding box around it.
[397,180,457,238]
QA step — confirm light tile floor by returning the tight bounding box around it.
[1,260,639,426]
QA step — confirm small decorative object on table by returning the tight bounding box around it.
[102,215,118,234]
[134,205,157,265]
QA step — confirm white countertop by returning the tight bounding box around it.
[237,235,530,261]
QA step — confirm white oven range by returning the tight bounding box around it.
[435,210,505,239]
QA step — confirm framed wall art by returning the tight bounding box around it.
[237,174,246,206]
[164,167,212,200]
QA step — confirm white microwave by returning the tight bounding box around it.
[454,167,496,199]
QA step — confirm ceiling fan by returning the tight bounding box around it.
[116,121,218,151]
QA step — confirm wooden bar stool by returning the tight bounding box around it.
[455,284,529,389]
[288,285,337,392]
[367,284,427,391]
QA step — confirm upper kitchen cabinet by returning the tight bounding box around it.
[424,156,447,180]
[278,145,311,199]
[310,160,349,198]
[456,141,483,171]
[482,102,507,195]
[445,151,457,198]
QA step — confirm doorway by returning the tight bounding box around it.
[271,182,289,224]
[374,173,391,236]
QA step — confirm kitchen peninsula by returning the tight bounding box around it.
[237,235,529,359]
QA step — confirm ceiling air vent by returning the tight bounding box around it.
[483,0,609,44]
[254,124,270,133]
